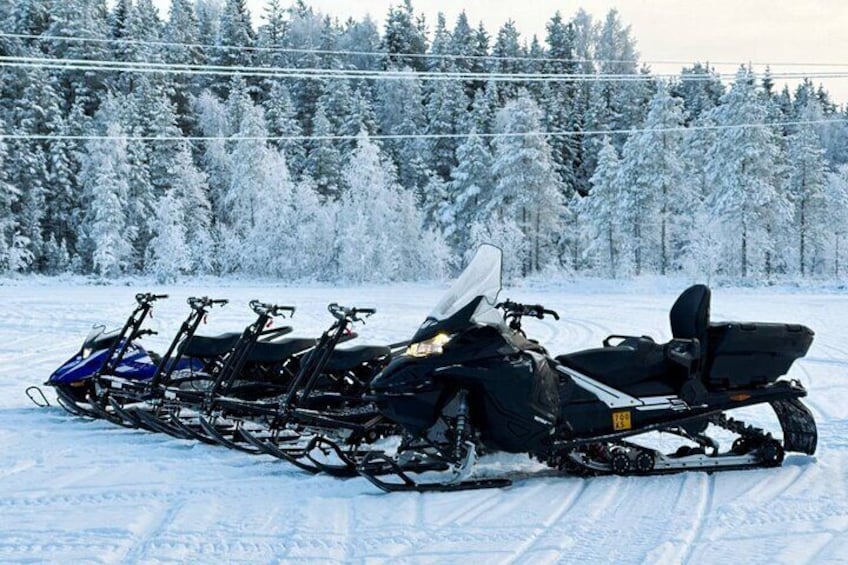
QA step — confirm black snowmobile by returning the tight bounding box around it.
[353,245,817,492]
[129,302,399,458]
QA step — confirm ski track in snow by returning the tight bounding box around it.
[0,283,846,564]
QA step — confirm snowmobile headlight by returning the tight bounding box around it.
[406,333,453,358]
[81,347,93,360]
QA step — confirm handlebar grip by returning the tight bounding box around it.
[355,307,376,316]
[273,305,296,317]
[211,299,229,306]
[544,308,560,320]
[136,292,168,305]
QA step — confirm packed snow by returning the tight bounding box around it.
[1,281,846,563]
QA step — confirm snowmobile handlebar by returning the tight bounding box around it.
[135,293,169,306]
[187,296,229,311]
[497,300,560,321]
[328,303,376,323]
[249,300,296,318]
[135,329,158,338]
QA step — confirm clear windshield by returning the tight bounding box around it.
[426,244,505,329]
[82,325,119,350]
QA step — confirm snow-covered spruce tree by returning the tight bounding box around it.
[216,0,255,72]
[618,83,689,275]
[45,0,111,114]
[542,12,580,193]
[786,98,828,276]
[823,165,848,277]
[338,14,382,72]
[673,63,724,124]
[336,132,447,282]
[577,10,647,195]
[490,92,566,275]
[243,150,338,279]
[305,102,342,199]
[490,20,524,104]
[704,67,791,280]
[446,130,492,255]
[238,148,294,277]
[147,187,189,282]
[424,67,468,181]
[583,136,624,277]
[382,0,428,72]
[218,103,273,271]
[375,66,429,189]
[194,90,232,219]
[0,129,21,272]
[164,142,215,274]
[264,81,306,176]
[78,122,135,278]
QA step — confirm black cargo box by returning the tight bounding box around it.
[705,322,814,389]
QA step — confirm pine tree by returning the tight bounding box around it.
[338,15,382,72]
[194,90,232,219]
[46,0,111,114]
[584,136,623,277]
[491,20,524,103]
[491,92,566,274]
[217,0,255,69]
[787,98,828,276]
[449,11,476,98]
[824,165,848,278]
[305,102,342,199]
[375,67,428,189]
[447,130,492,254]
[264,81,306,176]
[543,12,580,192]
[673,63,725,124]
[425,70,467,180]
[147,187,190,282]
[167,142,215,274]
[0,127,21,272]
[78,122,135,277]
[618,83,689,275]
[336,132,446,281]
[382,0,427,72]
[705,67,790,279]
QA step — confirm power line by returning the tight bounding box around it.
[4,55,848,83]
[2,118,844,143]
[4,30,848,69]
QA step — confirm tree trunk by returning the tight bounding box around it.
[634,218,641,276]
[742,219,748,279]
[660,183,668,275]
[534,209,540,273]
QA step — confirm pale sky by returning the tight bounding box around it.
[152,0,848,103]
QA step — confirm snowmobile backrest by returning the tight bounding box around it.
[670,284,711,345]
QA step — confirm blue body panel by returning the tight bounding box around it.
[47,340,197,385]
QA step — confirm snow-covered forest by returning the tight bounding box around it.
[2,0,848,283]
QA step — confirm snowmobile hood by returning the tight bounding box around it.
[411,244,507,343]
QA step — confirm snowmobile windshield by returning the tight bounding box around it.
[82,325,120,355]
[412,244,505,342]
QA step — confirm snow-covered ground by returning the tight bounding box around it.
[1,281,846,564]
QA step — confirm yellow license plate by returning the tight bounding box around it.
[612,411,632,431]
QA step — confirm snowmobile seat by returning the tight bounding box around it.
[247,338,317,363]
[182,332,242,359]
[670,284,711,346]
[556,337,681,397]
[325,345,392,372]
[557,285,712,398]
